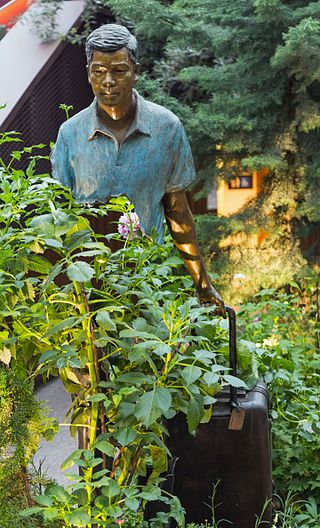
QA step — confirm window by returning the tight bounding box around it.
[228,175,253,189]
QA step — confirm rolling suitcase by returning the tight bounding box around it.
[166,306,272,528]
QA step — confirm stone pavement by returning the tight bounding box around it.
[34,377,77,485]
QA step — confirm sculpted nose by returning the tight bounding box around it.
[102,72,116,86]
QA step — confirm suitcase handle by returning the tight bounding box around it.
[225,305,238,407]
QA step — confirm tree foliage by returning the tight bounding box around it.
[105,0,320,197]
[0,366,58,528]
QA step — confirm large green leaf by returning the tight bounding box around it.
[44,315,87,337]
[153,343,171,356]
[96,310,117,331]
[94,440,116,457]
[193,349,215,363]
[60,367,83,393]
[42,508,60,521]
[67,510,91,527]
[65,230,92,252]
[224,374,248,389]
[132,340,162,352]
[100,477,121,500]
[83,241,111,254]
[35,495,53,507]
[119,329,159,339]
[117,372,154,385]
[61,449,84,471]
[181,365,202,385]
[42,237,63,249]
[169,495,185,526]
[105,505,123,518]
[46,485,71,503]
[134,386,172,427]
[87,393,108,402]
[19,507,45,517]
[124,496,140,511]
[115,427,137,446]
[28,255,52,274]
[187,394,205,433]
[30,214,54,234]
[139,485,162,501]
[67,261,95,282]
[203,371,220,386]
[52,211,80,236]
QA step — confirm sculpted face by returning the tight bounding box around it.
[87,48,140,118]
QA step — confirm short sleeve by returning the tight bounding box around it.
[51,126,75,190]
[166,120,197,193]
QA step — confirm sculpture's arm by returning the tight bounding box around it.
[51,126,75,190]
[163,190,225,316]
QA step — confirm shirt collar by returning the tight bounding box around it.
[88,90,152,141]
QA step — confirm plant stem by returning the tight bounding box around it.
[110,447,124,479]
[73,280,106,527]
[75,282,107,442]
[20,465,34,507]
[126,445,142,486]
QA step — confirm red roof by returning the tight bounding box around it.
[0,0,36,28]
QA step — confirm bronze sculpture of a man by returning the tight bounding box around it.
[52,24,225,315]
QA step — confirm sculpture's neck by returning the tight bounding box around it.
[98,93,136,145]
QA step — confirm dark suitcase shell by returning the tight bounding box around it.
[166,307,272,528]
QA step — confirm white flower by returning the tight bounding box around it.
[262,335,279,347]
[233,273,247,280]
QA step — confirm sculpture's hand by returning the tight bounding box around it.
[197,283,226,318]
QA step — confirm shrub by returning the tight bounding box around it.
[238,276,320,522]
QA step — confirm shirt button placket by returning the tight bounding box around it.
[116,144,124,166]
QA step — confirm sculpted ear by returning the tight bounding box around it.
[133,63,141,84]
[86,64,91,84]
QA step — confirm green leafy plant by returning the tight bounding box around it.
[0,132,253,527]
[272,492,320,528]
[238,277,320,524]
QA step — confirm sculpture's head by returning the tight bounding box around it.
[86,24,140,111]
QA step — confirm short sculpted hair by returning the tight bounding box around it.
[86,24,138,65]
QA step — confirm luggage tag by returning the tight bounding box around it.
[228,405,246,431]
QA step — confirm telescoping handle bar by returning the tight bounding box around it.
[225,305,238,407]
